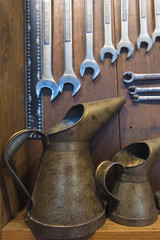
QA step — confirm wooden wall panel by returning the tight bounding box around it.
[0,0,42,232]
[0,0,25,230]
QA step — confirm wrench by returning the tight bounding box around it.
[36,0,60,101]
[129,85,160,95]
[80,0,100,80]
[152,0,160,43]
[137,0,153,52]
[100,0,118,63]
[132,94,160,102]
[59,0,81,96]
[123,71,160,83]
[117,0,134,58]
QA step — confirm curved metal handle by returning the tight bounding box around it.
[95,160,124,203]
[4,129,48,203]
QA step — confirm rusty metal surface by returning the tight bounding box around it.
[96,138,160,227]
[5,97,125,239]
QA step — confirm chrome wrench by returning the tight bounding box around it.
[133,94,160,102]
[80,0,100,80]
[152,0,160,43]
[123,71,160,83]
[117,0,134,58]
[100,0,118,63]
[59,0,81,96]
[129,85,160,95]
[36,0,59,101]
[137,0,153,52]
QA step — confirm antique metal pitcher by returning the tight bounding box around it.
[5,97,125,239]
[96,138,160,227]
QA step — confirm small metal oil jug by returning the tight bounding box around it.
[96,138,160,227]
[5,97,125,239]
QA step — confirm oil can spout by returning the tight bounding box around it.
[112,137,160,175]
[46,97,126,142]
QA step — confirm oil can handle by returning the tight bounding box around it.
[4,129,48,203]
[95,160,124,203]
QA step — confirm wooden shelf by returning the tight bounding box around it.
[2,208,160,240]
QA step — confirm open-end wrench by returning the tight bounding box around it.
[80,0,100,80]
[137,0,153,52]
[132,94,160,102]
[123,71,160,83]
[129,85,160,95]
[152,0,160,43]
[117,0,134,58]
[100,0,118,63]
[59,0,81,96]
[36,0,59,101]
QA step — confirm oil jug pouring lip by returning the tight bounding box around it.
[112,142,150,170]
[112,138,160,175]
[45,104,85,136]
[45,97,126,142]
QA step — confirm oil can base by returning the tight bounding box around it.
[27,211,106,239]
[109,212,158,227]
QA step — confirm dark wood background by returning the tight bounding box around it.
[1,0,160,238]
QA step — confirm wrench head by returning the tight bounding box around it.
[80,59,100,80]
[100,46,118,63]
[123,71,134,83]
[132,94,139,102]
[152,30,160,43]
[58,74,81,96]
[128,85,136,95]
[117,40,134,58]
[36,79,60,101]
[137,35,153,52]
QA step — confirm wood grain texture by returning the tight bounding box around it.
[0,0,42,232]
[2,208,160,240]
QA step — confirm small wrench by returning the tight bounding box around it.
[152,0,160,43]
[36,0,60,101]
[133,94,160,102]
[129,85,160,95]
[80,0,100,80]
[137,0,153,52]
[100,0,118,63]
[117,0,134,58]
[59,0,81,96]
[123,71,160,83]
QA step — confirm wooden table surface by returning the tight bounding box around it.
[1,0,160,239]
[2,208,160,240]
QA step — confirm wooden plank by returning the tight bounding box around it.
[0,0,26,230]
[114,0,160,193]
[2,208,160,240]
[0,0,43,231]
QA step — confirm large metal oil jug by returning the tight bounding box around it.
[5,98,125,239]
[96,138,160,227]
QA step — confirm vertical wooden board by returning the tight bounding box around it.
[114,0,160,191]
[0,0,26,229]
[44,0,121,167]
[0,0,42,230]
